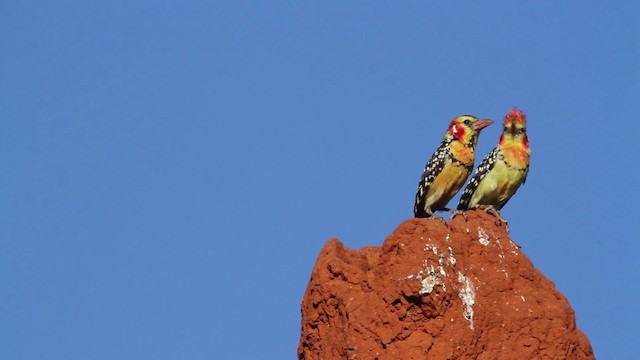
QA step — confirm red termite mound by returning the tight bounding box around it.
[298,210,593,359]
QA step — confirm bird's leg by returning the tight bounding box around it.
[426,209,448,225]
[477,205,509,232]
[431,214,448,225]
[449,209,468,221]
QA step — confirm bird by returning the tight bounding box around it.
[414,115,494,219]
[456,108,530,221]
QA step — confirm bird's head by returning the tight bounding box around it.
[499,108,529,149]
[446,115,494,147]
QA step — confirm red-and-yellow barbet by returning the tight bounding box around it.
[414,115,494,218]
[456,108,530,223]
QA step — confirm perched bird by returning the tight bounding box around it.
[414,115,494,218]
[457,108,530,217]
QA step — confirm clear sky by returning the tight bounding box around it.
[2,1,638,359]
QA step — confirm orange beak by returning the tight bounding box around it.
[472,119,493,131]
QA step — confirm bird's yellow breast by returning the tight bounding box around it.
[499,142,530,168]
[449,141,475,165]
[468,160,528,209]
[426,160,471,210]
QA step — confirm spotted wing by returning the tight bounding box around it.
[414,141,449,217]
[456,147,500,210]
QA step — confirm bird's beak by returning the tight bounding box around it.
[472,119,493,131]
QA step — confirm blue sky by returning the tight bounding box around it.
[1,1,638,359]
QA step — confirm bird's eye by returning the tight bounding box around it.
[463,119,471,126]
[503,126,509,132]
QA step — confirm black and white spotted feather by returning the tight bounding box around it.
[456,147,501,210]
[413,139,451,217]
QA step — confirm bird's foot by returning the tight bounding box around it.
[428,212,447,226]
[450,209,468,221]
[477,205,509,232]
[430,214,448,226]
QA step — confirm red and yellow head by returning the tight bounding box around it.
[499,108,529,148]
[446,115,493,146]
